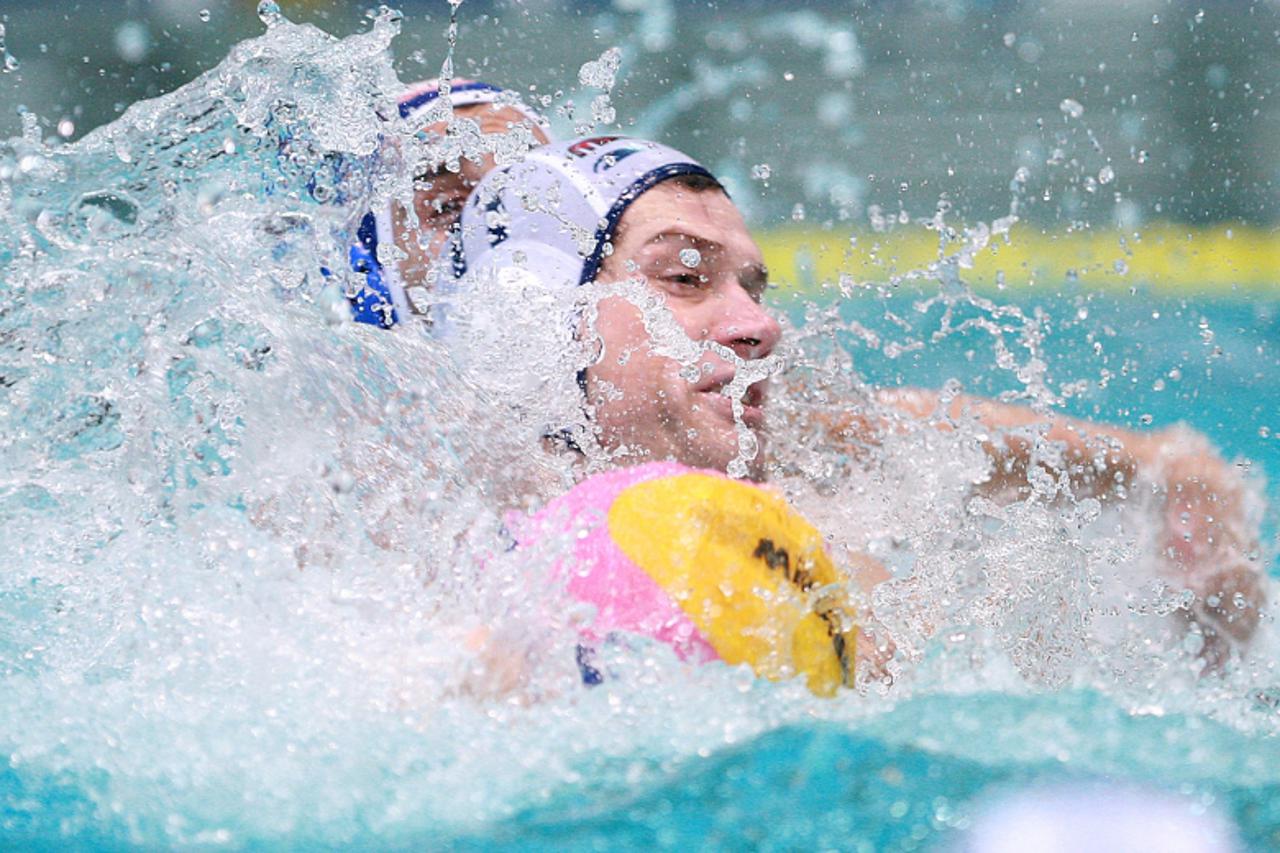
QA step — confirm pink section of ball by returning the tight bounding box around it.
[516,462,719,663]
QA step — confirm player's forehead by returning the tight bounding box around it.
[418,104,549,142]
[613,183,759,261]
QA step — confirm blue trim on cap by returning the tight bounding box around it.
[398,81,506,119]
[577,163,717,286]
[348,212,400,328]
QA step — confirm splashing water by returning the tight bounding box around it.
[0,11,598,844]
[1,8,1279,851]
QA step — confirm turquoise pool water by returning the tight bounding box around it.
[1,12,1277,852]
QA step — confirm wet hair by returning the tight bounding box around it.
[664,172,726,194]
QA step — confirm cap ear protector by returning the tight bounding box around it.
[434,234,591,444]
[433,237,582,338]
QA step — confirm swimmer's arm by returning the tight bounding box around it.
[876,387,1266,653]
[874,387,1143,496]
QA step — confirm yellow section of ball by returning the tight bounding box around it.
[607,472,857,696]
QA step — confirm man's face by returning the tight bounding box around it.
[393,105,550,299]
[585,182,782,479]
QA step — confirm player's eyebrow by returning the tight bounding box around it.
[640,229,724,253]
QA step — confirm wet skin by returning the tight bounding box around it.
[586,182,782,481]
[392,105,550,304]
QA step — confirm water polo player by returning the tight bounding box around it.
[444,135,784,481]
[347,78,552,328]
[446,136,889,694]
[445,134,1263,686]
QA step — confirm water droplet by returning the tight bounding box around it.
[199,9,212,23]
[1151,13,1160,24]
[1098,165,1115,185]
[678,248,701,268]
[257,0,284,28]
[57,119,75,138]
[783,71,795,82]
[1260,427,1271,439]
[1205,64,1229,89]
[1059,98,1084,119]
[0,24,18,74]
[197,180,228,215]
[577,47,621,90]
[327,469,356,494]
[750,163,771,182]
[18,106,38,139]
[114,21,151,64]
[1002,32,1016,47]
[1139,414,1153,425]
[790,203,805,222]
[75,190,140,228]
[590,94,616,126]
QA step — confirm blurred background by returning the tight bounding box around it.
[0,0,1275,236]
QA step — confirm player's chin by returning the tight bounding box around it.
[700,419,769,481]
[740,432,769,481]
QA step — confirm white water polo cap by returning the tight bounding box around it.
[435,137,719,436]
[347,79,552,328]
[446,135,718,296]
